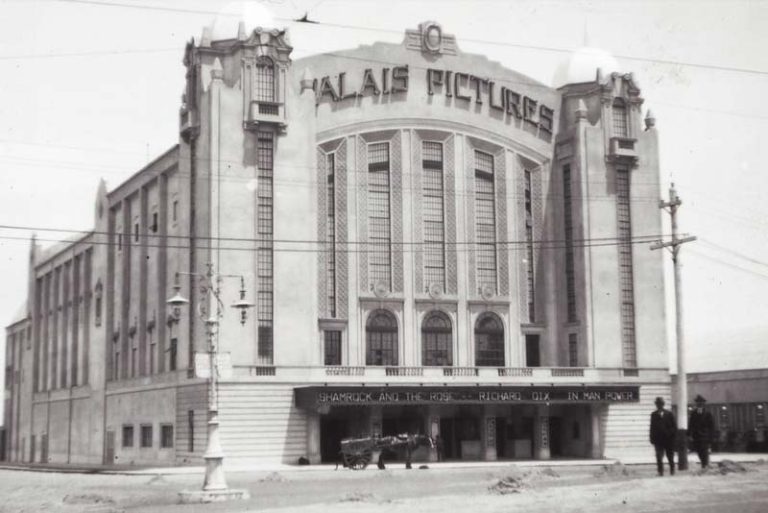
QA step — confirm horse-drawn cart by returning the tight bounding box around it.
[339,434,433,470]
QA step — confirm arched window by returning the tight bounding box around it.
[422,311,452,366]
[475,312,504,367]
[612,98,628,138]
[255,57,275,103]
[366,309,398,366]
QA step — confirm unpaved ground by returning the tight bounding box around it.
[0,461,766,513]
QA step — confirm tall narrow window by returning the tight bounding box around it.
[616,169,637,367]
[187,410,194,452]
[368,142,392,290]
[525,334,540,367]
[257,131,275,364]
[612,98,628,138]
[324,330,342,366]
[365,310,398,366]
[568,333,578,367]
[422,141,446,292]
[112,334,120,381]
[122,425,134,448]
[422,311,452,366]
[255,57,275,103]
[140,424,153,448]
[160,425,174,449]
[475,150,497,293]
[326,153,337,317]
[149,331,156,375]
[475,312,504,367]
[169,337,177,371]
[563,165,577,322]
[524,169,535,322]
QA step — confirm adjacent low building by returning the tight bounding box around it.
[673,369,768,452]
[3,17,670,466]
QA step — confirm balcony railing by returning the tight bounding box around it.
[609,137,638,162]
[498,367,533,377]
[386,367,424,377]
[245,101,286,131]
[443,367,479,377]
[229,365,667,383]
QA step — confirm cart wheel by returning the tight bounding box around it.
[342,452,356,469]
[351,449,372,470]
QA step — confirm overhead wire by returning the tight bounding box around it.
[0,222,671,249]
[0,234,665,255]
[49,0,768,77]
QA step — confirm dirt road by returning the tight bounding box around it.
[0,461,765,512]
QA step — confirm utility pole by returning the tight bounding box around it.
[651,183,696,471]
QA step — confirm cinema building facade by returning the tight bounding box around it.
[3,20,670,466]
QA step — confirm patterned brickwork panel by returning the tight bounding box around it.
[357,136,368,292]
[336,141,349,318]
[532,168,544,321]
[464,140,476,295]
[412,132,423,294]
[444,135,458,295]
[316,148,328,316]
[516,161,527,321]
[495,151,509,296]
[391,131,404,293]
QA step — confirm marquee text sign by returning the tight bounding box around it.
[314,65,555,133]
[295,385,639,408]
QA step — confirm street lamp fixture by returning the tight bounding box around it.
[169,264,254,502]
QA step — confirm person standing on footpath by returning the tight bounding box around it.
[689,394,715,468]
[650,396,677,476]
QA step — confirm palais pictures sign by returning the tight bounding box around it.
[314,65,555,133]
[295,385,639,409]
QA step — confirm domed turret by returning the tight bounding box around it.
[209,0,278,41]
[553,46,621,88]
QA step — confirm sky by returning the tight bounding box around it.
[0,0,767,374]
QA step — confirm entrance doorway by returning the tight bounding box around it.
[440,413,481,460]
[320,417,347,463]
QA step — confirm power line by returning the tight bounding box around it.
[0,221,670,248]
[698,238,768,269]
[0,232,665,254]
[687,248,768,281]
[0,48,178,61]
[15,0,768,77]
[0,155,670,203]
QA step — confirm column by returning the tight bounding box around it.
[482,407,498,461]
[534,404,551,460]
[306,411,321,464]
[424,407,440,462]
[590,404,603,459]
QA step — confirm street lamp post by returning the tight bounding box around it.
[169,263,254,502]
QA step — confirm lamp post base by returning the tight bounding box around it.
[676,428,689,471]
[178,488,250,504]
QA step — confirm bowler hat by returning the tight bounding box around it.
[694,394,706,404]
[654,397,665,405]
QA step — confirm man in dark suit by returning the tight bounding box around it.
[650,396,676,476]
[689,394,715,468]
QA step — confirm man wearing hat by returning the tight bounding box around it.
[650,396,677,476]
[689,394,715,468]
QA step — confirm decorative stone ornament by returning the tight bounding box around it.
[373,280,390,298]
[480,284,495,300]
[428,282,443,299]
[421,21,443,54]
[300,68,314,93]
[645,110,656,130]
